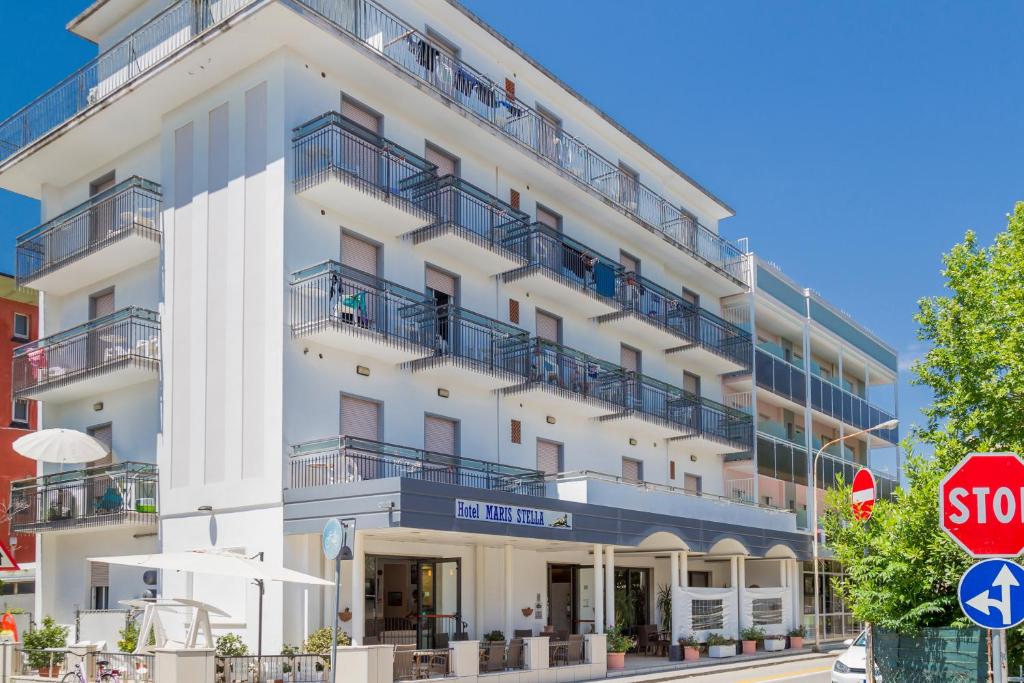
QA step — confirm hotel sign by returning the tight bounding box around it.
[455,499,572,530]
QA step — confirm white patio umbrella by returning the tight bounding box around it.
[88,549,333,656]
[13,428,109,465]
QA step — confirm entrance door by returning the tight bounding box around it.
[416,558,461,648]
[548,565,575,635]
[614,567,651,631]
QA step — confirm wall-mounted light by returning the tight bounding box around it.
[92,402,104,412]
[690,455,698,462]
[437,388,450,398]
[198,505,213,513]
[356,365,370,376]
[546,416,556,425]
[628,438,637,446]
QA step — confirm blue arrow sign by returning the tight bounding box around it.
[958,559,1024,629]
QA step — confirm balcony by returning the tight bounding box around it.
[501,223,623,317]
[406,176,529,274]
[597,373,700,439]
[758,418,806,448]
[289,435,546,496]
[404,305,530,389]
[810,375,898,445]
[12,307,160,403]
[752,348,807,408]
[669,395,754,455]
[293,112,437,233]
[290,261,435,363]
[595,272,694,350]
[16,177,162,294]
[666,306,752,374]
[501,338,630,417]
[10,462,158,534]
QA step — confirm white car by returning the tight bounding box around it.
[832,631,869,683]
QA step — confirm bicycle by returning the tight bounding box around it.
[60,659,122,683]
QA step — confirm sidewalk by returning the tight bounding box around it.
[607,648,841,681]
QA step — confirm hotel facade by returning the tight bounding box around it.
[1,0,899,657]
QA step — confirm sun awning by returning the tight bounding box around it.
[87,549,332,586]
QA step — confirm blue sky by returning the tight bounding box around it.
[1,1,1022,470]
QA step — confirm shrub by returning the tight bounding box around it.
[605,626,636,653]
[215,633,250,657]
[483,630,505,643]
[740,626,766,642]
[23,617,69,670]
[705,633,735,647]
[117,618,156,653]
[303,627,351,654]
[678,633,700,648]
[787,625,806,638]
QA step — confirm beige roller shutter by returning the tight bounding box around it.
[535,311,560,343]
[620,252,639,275]
[90,561,110,588]
[341,98,380,133]
[340,396,380,441]
[341,233,378,276]
[425,267,456,298]
[424,416,457,455]
[622,457,642,482]
[536,439,562,475]
[90,290,115,320]
[620,345,640,373]
[425,146,458,178]
[536,206,560,230]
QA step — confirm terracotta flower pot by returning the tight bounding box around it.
[742,640,757,655]
[789,636,804,649]
[607,652,626,670]
[339,608,352,622]
[683,646,700,661]
[522,607,534,617]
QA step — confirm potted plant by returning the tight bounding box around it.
[339,608,352,623]
[483,630,505,642]
[740,626,765,655]
[705,633,736,658]
[23,616,69,677]
[277,644,300,683]
[679,633,700,661]
[605,626,635,670]
[521,607,534,618]
[304,627,351,672]
[787,626,806,649]
[763,633,786,652]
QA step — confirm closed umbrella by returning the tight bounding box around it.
[13,428,109,465]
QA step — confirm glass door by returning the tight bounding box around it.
[416,558,461,648]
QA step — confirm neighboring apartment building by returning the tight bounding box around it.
[0,0,898,653]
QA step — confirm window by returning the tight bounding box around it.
[535,204,562,230]
[12,313,29,341]
[90,561,110,609]
[619,251,640,276]
[340,97,381,134]
[340,395,382,441]
[87,423,113,466]
[535,310,561,343]
[536,439,562,475]
[424,415,458,456]
[752,598,783,626]
[510,419,522,444]
[683,473,702,494]
[683,371,701,396]
[622,457,643,482]
[688,571,711,588]
[669,461,676,480]
[89,288,115,320]
[341,231,380,276]
[618,162,639,207]
[425,143,459,178]
[680,287,699,308]
[620,344,641,373]
[12,399,29,426]
[692,599,724,631]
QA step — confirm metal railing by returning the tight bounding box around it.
[502,337,629,406]
[503,222,623,300]
[548,639,585,667]
[16,176,162,285]
[810,375,898,444]
[96,652,156,683]
[672,305,752,368]
[478,640,525,673]
[289,435,547,495]
[12,307,161,397]
[726,477,755,504]
[670,394,754,449]
[754,348,807,405]
[293,111,437,212]
[414,305,529,377]
[13,647,70,676]
[290,261,435,349]
[0,0,748,285]
[10,462,158,533]
[216,654,328,683]
[410,175,530,249]
[393,647,451,681]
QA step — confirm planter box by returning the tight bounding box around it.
[708,644,735,658]
[607,652,626,670]
[764,638,786,652]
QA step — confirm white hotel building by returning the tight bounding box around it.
[1,0,899,657]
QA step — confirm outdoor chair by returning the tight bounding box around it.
[393,644,416,681]
[567,636,584,665]
[506,639,524,670]
[484,641,505,672]
[513,629,532,638]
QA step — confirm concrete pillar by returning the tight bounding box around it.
[680,552,688,588]
[586,633,608,679]
[593,544,604,634]
[475,545,485,639]
[351,533,365,645]
[780,559,787,587]
[334,645,393,683]
[737,556,747,632]
[504,543,514,638]
[154,648,215,683]
[670,552,679,589]
[729,556,739,638]
[66,645,100,680]
[791,560,804,632]
[669,552,679,640]
[524,636,550,670]
[449,640,481,677]
[604,546,615,630]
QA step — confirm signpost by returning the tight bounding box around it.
[851,468,877,522]
[940,453,1024,683]
[0,542,20,571]
[323,518,354,677]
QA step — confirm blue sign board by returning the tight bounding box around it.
[958,558,1024,629]
[322,518,352,561]
[455,499,572,530]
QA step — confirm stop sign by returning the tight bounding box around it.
[851,468,876,521]
[940,453,1024,557]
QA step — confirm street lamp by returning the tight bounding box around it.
[811,418,899,652]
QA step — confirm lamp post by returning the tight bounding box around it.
[811,418,898,652]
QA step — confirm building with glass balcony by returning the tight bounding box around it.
[0,0,896,663]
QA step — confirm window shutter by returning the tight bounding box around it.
[620,252,639,275]
[425,146,458,178]
[425,267,456,297]
[341,396,380,441]
[90,562,110,587]
[424,416,457,455]
[90,291,115,319]
[341,99,380,133]
[510,419,522,444]
[622,458,642,482]
[536,440,561,475]
[620,345,639,373]
[341,233,378,276]
[683,372,701,396]
[509,189,520,210]
[504,78,516,100]
[508,299,520,324]
[535,311,559,343]
[684,474,702,494]
[536,206,560,230]
[669,461,676,480]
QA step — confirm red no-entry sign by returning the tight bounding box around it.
[940,453,1024,558]
[851,468,876,521]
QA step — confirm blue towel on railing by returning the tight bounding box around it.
[594,261,616,298]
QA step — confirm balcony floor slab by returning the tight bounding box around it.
[667,344,750,375]
[297,175,433,236]
[500,382,623,418]
[405,223,525,276]
[404,355,526,391]
[294,320,433,364]
[21,230,161,295]
[501,267,619,318]
[17,359,159,404]
[594,311,686,351]
[596,410,686,440]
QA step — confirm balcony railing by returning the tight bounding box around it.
[810,375,898,444]
[0,0,748,285]
[10,462,158,533]
[293,112,437,213]
[290,261,435,349]
[410,175,530,248]
[672,305,752,368]
[671,394,754,450]
[411,304,529,377]
[502,337,629,407]
[16,176,162,285]
[503,223,623,300]
[12,307,160,397]
[289,435,547,495]
[754,348,807,405]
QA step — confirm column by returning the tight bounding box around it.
[792,560,804,632]
[669,552,680,640]
[593,544,604,634]
[729,556,739,637]
[351,533,365,645]
[737,556,747,632]
[604,546,615,630]
[504,544,514,638]
[680,552,688,588]
[475,545,485,639]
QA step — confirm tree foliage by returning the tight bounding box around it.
[822,202,1024,634]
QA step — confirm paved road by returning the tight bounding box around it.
[673,656,834,682]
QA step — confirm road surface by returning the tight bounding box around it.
[669,656,834,682]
